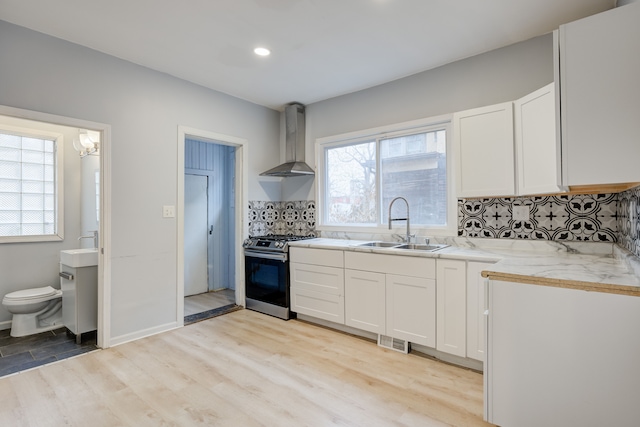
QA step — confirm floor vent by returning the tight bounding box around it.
[377,335,410,354]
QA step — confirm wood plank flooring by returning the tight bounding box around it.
[0,309,493,427]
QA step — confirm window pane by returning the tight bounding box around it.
[325,141,376,224]
[0,160,21,179]
[381,130,447,226]
[0,131,58,238]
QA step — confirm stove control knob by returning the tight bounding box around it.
[275,241,284,248]
[243,239,252,247]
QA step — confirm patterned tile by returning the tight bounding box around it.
[458,193,618,242]
[617,185,640,257]
[248,200,316,237]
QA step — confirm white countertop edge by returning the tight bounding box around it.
[289,237,640,289]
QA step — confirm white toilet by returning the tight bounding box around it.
[2,286,63,337]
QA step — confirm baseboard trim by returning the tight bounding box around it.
[108,321,179,347]
[0,319,12,331]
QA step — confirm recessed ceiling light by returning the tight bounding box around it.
[254,47,271,57]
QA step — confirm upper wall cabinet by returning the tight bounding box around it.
[454,85,562,198]
[454,102,515,198]
[558,2,640,187]
[514,83,563,195]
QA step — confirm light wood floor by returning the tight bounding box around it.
[0,309,493,427]
[184,288,236,316]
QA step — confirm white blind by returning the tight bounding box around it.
[0,132,56,236]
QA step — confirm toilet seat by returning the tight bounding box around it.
[2,286,62,306]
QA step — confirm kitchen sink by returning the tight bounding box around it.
[357,242,401,248]
[394,243,449,252]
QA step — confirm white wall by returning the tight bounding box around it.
[288,33,554,201]
[0,20,281,341]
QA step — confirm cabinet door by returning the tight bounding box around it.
[454,102,515,198]
[466,262,493,362]
[514,83,563,195]
[344,269,386,334]
[386,274,436,347]
[486,280,640,427]
[558,3,640,186]
[436,259,467,357]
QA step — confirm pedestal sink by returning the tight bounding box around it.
[60,248,98,267]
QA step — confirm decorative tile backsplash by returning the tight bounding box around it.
[250,185,640,259]
[458,194,618,242]
[616,185,640,258]
[248,200,316,237]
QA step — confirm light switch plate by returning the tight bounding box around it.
[512,205,530,221]
[163,205,175,218]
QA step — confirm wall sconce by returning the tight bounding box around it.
[73,130,99,157]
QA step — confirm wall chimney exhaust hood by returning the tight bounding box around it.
[260,103,315,177]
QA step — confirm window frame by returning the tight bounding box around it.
[316,114,456,237]
[0,124,64,243]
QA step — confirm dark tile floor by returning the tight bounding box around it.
[0,327,97,377]
[184,304,242,325]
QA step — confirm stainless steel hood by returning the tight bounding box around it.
[260,103,315,177]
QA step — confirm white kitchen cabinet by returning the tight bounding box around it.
[344,252,436,346]
[465,261,493,362]
[344,269,385,334]
[454,102,515,198]
[485,280,640,427]
[386,273,436,347]
[436,259,466,357]
[514,83,563,195]
[558,2,640,187]
[290,247,345,324]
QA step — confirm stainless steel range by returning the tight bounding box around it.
[243,235,314,320]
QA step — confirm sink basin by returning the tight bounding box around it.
[60,248,99,268]
[394,243,449,252]
[357,242,401,248]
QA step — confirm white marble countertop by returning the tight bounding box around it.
[289,237,640,295]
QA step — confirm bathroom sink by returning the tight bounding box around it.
[357,242,401,248]
[394,243,449,252]
[60,248,99,268]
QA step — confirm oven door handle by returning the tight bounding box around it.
[245,251,288,262]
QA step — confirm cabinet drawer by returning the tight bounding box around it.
[291,287,345,324]
[290,247,344,268]
[345,251,435,279]
[290,262,344,295]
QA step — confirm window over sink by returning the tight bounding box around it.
[316,115,455,235]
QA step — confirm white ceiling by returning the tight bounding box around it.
[0,0,616,111]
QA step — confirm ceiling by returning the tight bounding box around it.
[0,0,616,111]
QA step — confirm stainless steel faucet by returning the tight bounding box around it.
[388,197,414,243]
[78,230,99,249]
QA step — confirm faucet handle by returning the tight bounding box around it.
[407,233,416,243]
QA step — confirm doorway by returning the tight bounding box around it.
[183,137,238,322]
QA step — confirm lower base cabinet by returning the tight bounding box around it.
[466,261,493,362]
[344,269,385,334]
[344,252,436,347]
[436,260,467,357]
[290,247,345,324]
[486,280,640,426]
[386,274,436,347]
